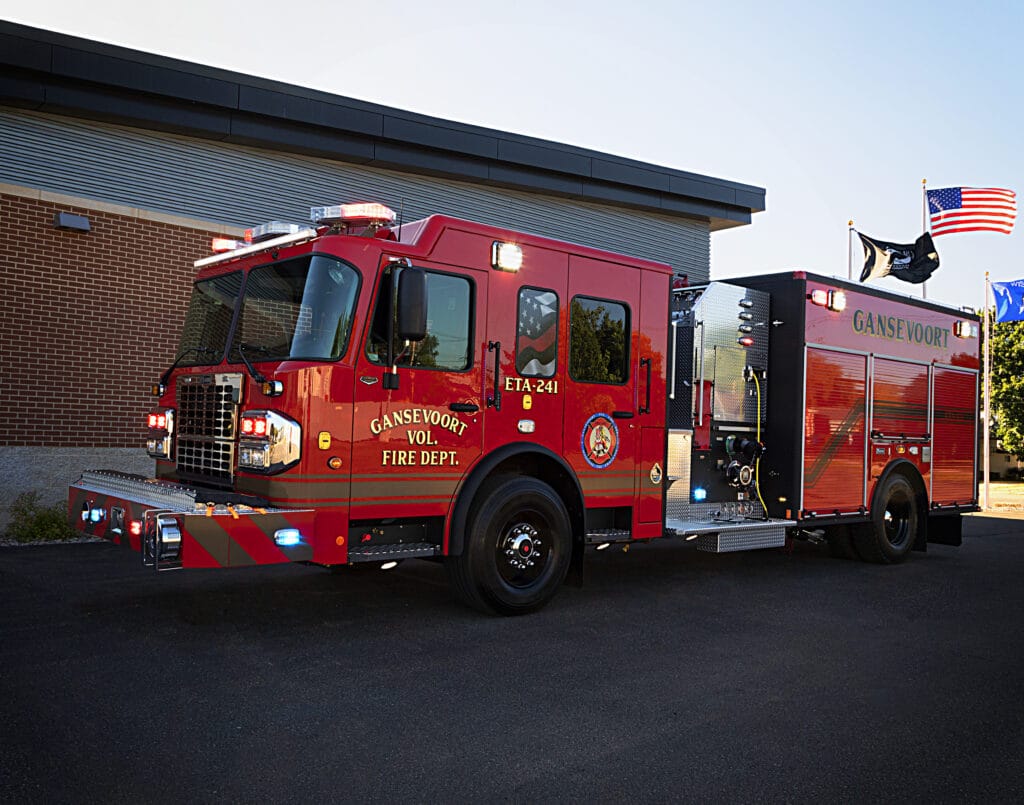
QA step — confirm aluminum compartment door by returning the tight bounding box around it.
[931,367,978,504]
[803,347,867,513]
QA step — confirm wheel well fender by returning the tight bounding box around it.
[872,458,929,550]
[447,444,584,557]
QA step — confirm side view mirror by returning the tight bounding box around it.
[396,267,427,342]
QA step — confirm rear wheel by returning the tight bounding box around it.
[446,476,572,615]
[854,473,918,564]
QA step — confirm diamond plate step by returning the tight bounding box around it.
[585,528,631,544]
[347,542,440,562]
[666,516,795,553]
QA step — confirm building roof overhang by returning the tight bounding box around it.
[0,21,765,231]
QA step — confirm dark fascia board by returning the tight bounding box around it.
[51,45,239,109]
[496,138,591,178]
[382,115,497,161]
[487,163,585,198]
[0,30,51,72]
[371,142,490,181]
[0,71,45,109]
[229,113,374,164]
[0,20,766,223]
[45,80,233,140]
[592,158,671,194]
[238,85,382,138]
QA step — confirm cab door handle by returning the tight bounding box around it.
[612,411,634,419]
[449,402,480,413]
[639,357,652,414]
[486,341,502,411]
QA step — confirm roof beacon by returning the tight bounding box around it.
[245,221,304,243]
[311,203,397,230]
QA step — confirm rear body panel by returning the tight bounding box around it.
[736,272,980,524]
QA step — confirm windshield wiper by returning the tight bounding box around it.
[159,346,220,386]
[236,342,270,385]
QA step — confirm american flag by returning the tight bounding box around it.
[927,187,1016,236]
[516,289,558,375]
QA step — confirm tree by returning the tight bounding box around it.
[989,316,1024,459]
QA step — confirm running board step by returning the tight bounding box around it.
[585,528,631,544]
[347,542,440,563]
[666,517,795,553]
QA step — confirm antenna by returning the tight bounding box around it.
[396,197,404,239]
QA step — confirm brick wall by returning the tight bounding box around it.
[1,192,232,448]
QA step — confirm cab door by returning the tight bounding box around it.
[350,258,486,525]
[563,256,642,534]
[481,245,568,456]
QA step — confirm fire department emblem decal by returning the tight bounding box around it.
[581,413,619,469]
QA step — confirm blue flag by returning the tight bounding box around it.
[992,279,1024,322]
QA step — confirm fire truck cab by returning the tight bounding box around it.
[70,202,980,614]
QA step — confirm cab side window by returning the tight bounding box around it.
[367,268,472,371]
[516,287,558,377]
[569,295,629,384]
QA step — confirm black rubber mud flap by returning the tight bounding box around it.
[927,514,963,547]
[565,538,586,588]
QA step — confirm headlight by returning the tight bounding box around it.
[237,410,301,474]
[146,408,174,459]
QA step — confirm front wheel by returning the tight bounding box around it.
[446,476,572,615]
[855,473,919,564]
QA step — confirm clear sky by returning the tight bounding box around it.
[2,0,1021,309]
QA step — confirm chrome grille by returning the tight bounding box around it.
[175,373,243,484]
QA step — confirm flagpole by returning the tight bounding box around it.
[983,271,991,511]
[847,220,854,280]
[922,179,928,299]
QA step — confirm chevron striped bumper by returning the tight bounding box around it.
[68,470,317,570]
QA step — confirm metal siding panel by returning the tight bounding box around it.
[931,368,977,504]
[871,358,929,437]
[0,108,710,279]
[803,348,867,513]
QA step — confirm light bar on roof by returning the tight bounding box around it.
[310,203,397,227]
[245,221,304,243]
[211,237,242,253]
[194,228,318,269]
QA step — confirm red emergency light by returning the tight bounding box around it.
[240,415,269,437]
[211,238,242,253]
[809,288,847,312]
[310,203,397,227]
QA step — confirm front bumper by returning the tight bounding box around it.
[69,470,316,570]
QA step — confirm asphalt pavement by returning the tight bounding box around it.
[2,515,1023,803]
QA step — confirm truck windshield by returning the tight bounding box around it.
[229,255,360,362]
[177,271,243,365]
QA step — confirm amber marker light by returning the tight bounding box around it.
[327,456,343,470]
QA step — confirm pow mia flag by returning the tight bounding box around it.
[858,231,940,284]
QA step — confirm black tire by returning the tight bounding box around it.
[826,525,859,560]
[854,473,918,564]
[446,475,572,615]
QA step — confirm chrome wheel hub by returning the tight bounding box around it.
[503,524,542,571]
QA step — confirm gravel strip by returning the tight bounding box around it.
[0,536,105,547]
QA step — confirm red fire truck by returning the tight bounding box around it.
[69,202,981,614]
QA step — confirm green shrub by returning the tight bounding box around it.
[4,491,76,543]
